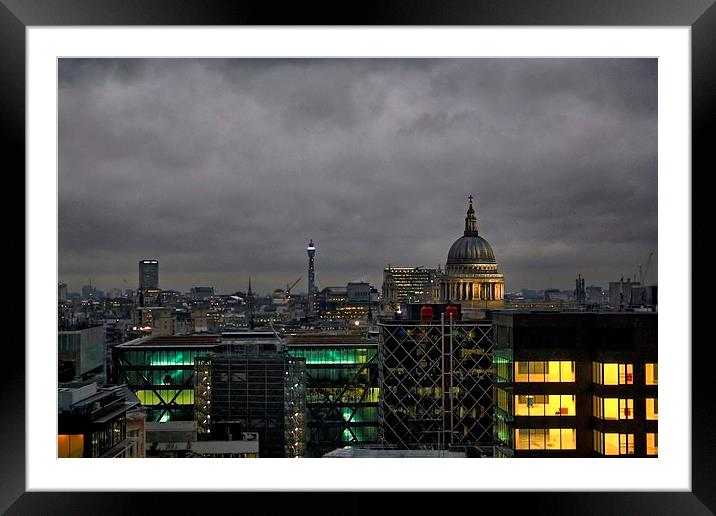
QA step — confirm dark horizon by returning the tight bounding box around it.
[58,58,658,295]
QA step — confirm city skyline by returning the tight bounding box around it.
[59,58,658,294]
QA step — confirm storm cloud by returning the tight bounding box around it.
[58,58,657,295]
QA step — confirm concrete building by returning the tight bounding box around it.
[58,382,142,458]
[58,323,106,383]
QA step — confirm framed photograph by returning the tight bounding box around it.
[5,0,710,513]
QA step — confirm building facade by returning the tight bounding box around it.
[58,323,106,383]
[492,311,658,457]
[58,382,142,458]
[194,350,306,458]
[382,266,439,309]
[378,304,494,451]
[139,259,159,290]
[286,334,380,457]
[438,196,505,310]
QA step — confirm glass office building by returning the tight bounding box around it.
[286,334,379,457]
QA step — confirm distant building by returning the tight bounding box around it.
[492,311,657,457]
[382,267,439,308]
[190,286,215,301]
[586,286,604,304]
[631,285,657,309]
[81,285,97,300]
[58,323,105,383]
[58,282,68,302]
[58,382,142,458]
[608,278,640,309]
[139,259,159,290]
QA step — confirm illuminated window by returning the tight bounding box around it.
[646,363,658,385]
[646,433,658,456]
[515,428,576,450]
[646,398,658,420]
[514,361,575,383]
[58,434,85,458]
[593,396,634,420]
[593,363,633,385]
[514,394,575,416]
[594,430,634,456]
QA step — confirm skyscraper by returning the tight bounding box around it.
[139,260,159,290]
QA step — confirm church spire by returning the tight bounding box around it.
[464,194,479,236]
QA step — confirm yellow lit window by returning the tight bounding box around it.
[603,364,619,385]
[58,434,84,458]
[646,433,658,456]
[594,363,634,385]
[646,363,658,385]
[514,361,575,383]
[620,434,635,455]
[603,398,619,419]
[594,397,634,420]
[646,398,658,420]
[604,433,620,455]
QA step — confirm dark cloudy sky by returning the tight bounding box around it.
[58,58,657,295]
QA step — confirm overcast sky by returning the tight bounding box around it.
[58,58,657,295]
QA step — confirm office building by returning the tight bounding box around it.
[58,382,142,458]
[382,266,440,309]
[492,311,657,457]
[139,259,159,290]
[437,195,505,310]
[286,334,380,457]
[113,334,225,422]
[58,323,106,383]
[114,332,306,456]
[378,303,495,451]
[195,349,306,458]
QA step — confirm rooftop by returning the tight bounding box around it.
[323,447,467,458]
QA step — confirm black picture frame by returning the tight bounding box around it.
[4,0,710,513]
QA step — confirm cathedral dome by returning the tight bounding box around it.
[447,235,496,264]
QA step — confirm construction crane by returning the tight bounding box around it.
[285,277,302,301]
[638,252,655,285]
